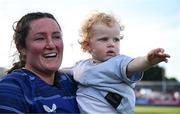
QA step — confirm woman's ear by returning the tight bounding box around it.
[16,44,26,56]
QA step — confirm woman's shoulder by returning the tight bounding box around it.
[0,69,34,89]
[56,71,78,92]
[0,69,36,113]
[1,69,31,80]
[57,71,74,82]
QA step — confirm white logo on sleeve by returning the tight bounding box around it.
[43,104,57,112]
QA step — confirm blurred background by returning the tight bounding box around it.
[0,0,179,110]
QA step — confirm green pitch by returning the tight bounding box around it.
[135,106,180,114]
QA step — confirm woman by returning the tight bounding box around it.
[0,12,79,113]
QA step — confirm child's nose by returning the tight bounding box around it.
[107,40,115,47]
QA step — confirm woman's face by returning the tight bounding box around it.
[23,18,63,75]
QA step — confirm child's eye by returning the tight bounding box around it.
[53,35,61,39]
[113,37,120,42]
[99,37,108,41]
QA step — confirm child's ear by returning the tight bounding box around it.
[86,42,92,53]
[82,40,91,52]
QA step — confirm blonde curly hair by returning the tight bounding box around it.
[79,11,124,53]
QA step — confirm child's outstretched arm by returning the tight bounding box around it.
[127,48,170,76]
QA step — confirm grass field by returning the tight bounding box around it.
[135,106,180,114]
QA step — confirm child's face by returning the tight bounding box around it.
[89,23,120,63]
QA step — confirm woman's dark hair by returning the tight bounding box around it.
[7,12,61,73]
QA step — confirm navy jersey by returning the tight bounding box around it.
[0,69,79,113]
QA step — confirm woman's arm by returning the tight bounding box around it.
[0,77,28,113]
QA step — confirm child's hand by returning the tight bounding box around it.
[147,48,170,65]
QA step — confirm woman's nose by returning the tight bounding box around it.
[46,39,55,48]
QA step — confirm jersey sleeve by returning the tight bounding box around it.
[0,75,29,113]
[118,55,143,87]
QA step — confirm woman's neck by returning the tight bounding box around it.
[24,66,55,85]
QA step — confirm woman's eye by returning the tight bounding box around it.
[34,34,45,41]
[34,37,44,41]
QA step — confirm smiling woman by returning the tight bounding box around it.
[22,18,64,80]
[0,12,79,113]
